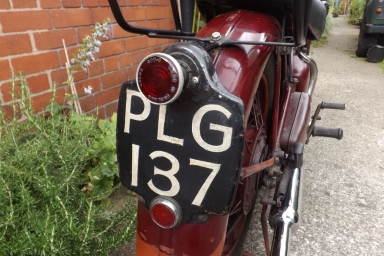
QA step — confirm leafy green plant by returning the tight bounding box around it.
[80,112,119,201]
[0,72,135,255]
[349,0,365,25]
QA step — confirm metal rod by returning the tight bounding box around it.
[241,158,275,178]
[261,204,271,256]
[270,167,303,256]
[298,52,318,97]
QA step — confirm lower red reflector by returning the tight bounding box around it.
[150,204,176,228]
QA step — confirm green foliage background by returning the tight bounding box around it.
[349,0,366,24]
[0,72,135,255]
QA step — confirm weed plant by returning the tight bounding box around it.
[0,72,135,255]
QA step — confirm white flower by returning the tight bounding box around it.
[84,85,93,95]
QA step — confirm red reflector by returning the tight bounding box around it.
[150,204,176,228]
[136,53,184,104]
[149,197,182,229]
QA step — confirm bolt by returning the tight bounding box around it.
[212,32,222,41]
[192,77,199,84]
[197,214,208,222]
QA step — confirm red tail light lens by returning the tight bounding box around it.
[149,197,182,229]
[136,53,184,104]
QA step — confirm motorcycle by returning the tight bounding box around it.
[108,0,345,255]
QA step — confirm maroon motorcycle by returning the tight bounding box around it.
[108,0,344,255]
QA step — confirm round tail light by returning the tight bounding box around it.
[149,197,182,229]
[136,53,184,105]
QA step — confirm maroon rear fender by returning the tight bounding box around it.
[135,10,281,256]
[197,10,281,118]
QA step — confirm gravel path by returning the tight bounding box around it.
[243,15,384,255]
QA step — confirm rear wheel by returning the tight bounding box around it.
[222,55,275,256]
[356,9,378,57]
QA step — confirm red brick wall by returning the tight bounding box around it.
[0,0,175,119]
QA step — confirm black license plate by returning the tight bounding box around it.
[116,81,244,218]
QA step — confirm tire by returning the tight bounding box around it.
[356,10,378,57]
[222,55,275,256]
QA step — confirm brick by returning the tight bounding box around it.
[32,88,66,114]
[148,37,168,47]
[51,68,68,87]
[146,7,167,20]
[12,0,37,8]
[34,29,77,51]
[121,8,146,21]
[0,60,11,81]
[0,11,52,32]
[141,47,154,57]
[139,0,151,5]
[1,80,21,102]
[58,46,78,67]
[77,27,94,43]
[152,46,162,53]
[98,39,126,58]
[90,106,105,119]
[91,7,115,24]
[137,20,159,29]
[159,0,169,5]
[0,0,11,9]
[118,53,131,68]
[52,9,92,28]
[12,52,60,75]
[101,69,127,89]
[117,0,138,6]
[89,59,104,77]
[159,19,176,30]
[62,0,81,7]
[79,95,96,112]
[104,56,118,72]
[112,24,135,39]
[73,69,89,82]
[1,104,22,120]
[95,86,120,106]
[165,6,173,18]
[104,101,118,118]
[32,92,51,113]
[0,34,32,57]
[40,0,61,8]
[74,77,101,97]
[127,65,137,80]
[83,0,98,6]
[27,74,51,94]
[99,0,109,6]
[131,51,142,65]
[125,36,148,51]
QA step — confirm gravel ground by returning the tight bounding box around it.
[243,15,384,255]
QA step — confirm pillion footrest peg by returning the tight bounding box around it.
[311,126,343,140]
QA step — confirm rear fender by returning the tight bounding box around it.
[197,10,281,119]
[133,10,281,256]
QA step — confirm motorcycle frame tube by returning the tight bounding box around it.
[270,167,303,256]
[134,10,282,256]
